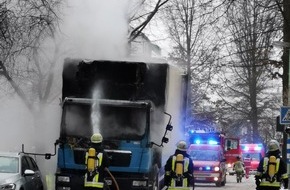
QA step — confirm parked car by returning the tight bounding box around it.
[0,152,43,190]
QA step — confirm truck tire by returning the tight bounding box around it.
[215,181,222,187]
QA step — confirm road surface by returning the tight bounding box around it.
[195,174,256,190]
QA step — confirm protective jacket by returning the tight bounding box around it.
[233,160,244,173]
[255,150,288,190]
[84,143,110,190]
[164,149,194,189]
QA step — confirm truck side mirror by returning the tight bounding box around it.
[166,124,173,131]
[45,154,51,160]
[162,137,169,144]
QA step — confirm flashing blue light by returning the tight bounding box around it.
[205,166,211,170]
[254,146,262,151]
[189,130,194,134]
[195,139,201,144]
[243,146,249,151]
[208,140,218,145]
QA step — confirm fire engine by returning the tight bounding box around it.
[240,143,265,173]
[187,130,241,186]
[224,138,242,175]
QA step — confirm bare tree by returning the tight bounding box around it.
[215,0,282,143]
[128,0,169,43]
[0,0,62,111]
[162,0,221,128]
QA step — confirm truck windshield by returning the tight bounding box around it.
[62,103,147,140]
[189,150,220,161]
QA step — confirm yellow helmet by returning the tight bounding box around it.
[91,133,103,144]
[267,139,280,152]
[176,140,188,151]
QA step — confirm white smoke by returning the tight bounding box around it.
[92,82,103,134]
[161,65,185,165]
[0,96,35,152]
[60,0,130,60]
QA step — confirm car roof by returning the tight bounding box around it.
[0,152,25,158]
[188,144,222,151]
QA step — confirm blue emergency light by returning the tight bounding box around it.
[205,166,211,170]
[189,130,195,134]
[254,144,262,151]
[243,146,249,151]
[208,139,218,145]
[195,139,201,144]
[189,133,220,145]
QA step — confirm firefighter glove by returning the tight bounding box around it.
[171,171,177,178]
[255,175,260,186]
[183,172,193,179]
[283,178,289,189]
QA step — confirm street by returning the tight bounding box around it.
[195,174,256,190]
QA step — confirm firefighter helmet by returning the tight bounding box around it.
[91,133,103,144]
[176,140,188,151]
[267,139,280,152]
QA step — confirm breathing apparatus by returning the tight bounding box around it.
[268,156,276,182]
[266,140,279,182]
[175,154,184,181]
[87,148,97,172]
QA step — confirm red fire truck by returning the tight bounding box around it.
[224,138,243,175]
[240,143,265,174]
[187,130,241,186]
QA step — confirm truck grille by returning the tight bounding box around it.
[72,148,132,167]
[73,148,86,164]
[105,150,132,167]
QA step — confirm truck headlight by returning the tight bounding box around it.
[132,180,147,187]
[214,166,220,171]
[57,176,70,182]
[0,183,16,190]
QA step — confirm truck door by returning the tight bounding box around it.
[224,138,241,171]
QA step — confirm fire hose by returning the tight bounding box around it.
[105,167,119,190]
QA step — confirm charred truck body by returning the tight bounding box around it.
[55,59,183,190]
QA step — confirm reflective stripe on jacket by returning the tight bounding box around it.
[258,157,280,187]
[84,152,104,188]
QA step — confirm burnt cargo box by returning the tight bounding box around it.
[62,58,168,107]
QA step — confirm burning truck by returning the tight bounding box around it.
[52,58,185,190]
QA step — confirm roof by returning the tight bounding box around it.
[188,144,223,151]
[0,152,22,158]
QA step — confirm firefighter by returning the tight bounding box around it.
[244,154,251,179]
[164,140,194,190]
[233,156,244,183]
[84,133,110,190]
[255,139,288,190]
